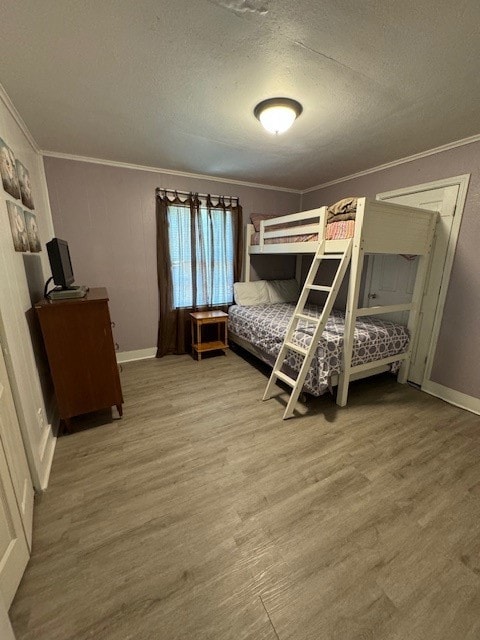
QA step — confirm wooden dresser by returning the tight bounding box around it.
[35,287,123,432]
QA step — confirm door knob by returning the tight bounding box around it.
[368,293,378,299]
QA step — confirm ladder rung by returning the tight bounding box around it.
[284,341,308,356]
[274,371,296,388]
[322,254,344,259]
[295,313,320,323]
[306,285,332,292]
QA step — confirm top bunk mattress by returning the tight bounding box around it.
[250,220,355,245]
[249,198,358,246]
[228,302,409,396]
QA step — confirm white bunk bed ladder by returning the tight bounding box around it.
[263,238,354,419]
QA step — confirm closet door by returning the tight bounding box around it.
[0,344,31,607]
[366,184,459,386]
[0,595,16,640]
[0,431,29,608]
[0,345,34,547]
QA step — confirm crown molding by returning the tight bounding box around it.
[0,81,40,154]
[3,75,474,197]
[41,150,302,194]
[303,133,480,194]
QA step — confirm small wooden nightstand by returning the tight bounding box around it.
[190,310,229,360]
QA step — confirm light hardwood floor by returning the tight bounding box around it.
[9,350,480,640]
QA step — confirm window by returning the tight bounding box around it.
[168,204,234,308]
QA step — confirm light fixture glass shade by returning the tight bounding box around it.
[259,105,297,134]
[254,98,303,135]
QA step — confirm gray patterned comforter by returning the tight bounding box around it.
[228,303,409,396]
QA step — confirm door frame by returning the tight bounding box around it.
[371,174,470,387]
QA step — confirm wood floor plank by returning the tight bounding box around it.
[9,351,480,639]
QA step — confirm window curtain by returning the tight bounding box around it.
[156,190,243,356]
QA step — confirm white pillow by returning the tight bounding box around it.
[233,280,270,306]
[267,279,300,304]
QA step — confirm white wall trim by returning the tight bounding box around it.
[0,82,40,154]
[422,380,480,416]
[36,404,59,490]
[303,134,480,194]
[377,174,471,200]
[42,133,480,198]
[41,150,302,195]
[39,430,57,491]
[117,348,157,364]
[3,76,477,199]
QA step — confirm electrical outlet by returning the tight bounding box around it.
[36,408,45,430]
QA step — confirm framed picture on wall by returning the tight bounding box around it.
[0,137,21,200]
[6,201,28,251]
[16,160,34,210]
[24,210,41,252]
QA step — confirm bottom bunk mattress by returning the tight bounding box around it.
[228,303,409,396]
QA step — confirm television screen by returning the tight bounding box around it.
[46,238,75,289]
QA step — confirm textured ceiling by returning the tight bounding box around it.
[1,0,479,189]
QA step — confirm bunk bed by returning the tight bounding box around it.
[229,197,437,419]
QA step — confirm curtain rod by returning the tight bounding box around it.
[156,187,239,202]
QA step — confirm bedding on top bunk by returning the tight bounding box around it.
[250,198,358,245]
[228,302,409,396]
[250,220,355,245]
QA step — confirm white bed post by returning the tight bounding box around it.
[337,198,366,407]
[397,215,437,383]
[244,223,254,282]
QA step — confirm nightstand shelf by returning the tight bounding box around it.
[190,311,228,360]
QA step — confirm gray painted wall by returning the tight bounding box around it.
[303,141,480,400]
[43,157,300,352]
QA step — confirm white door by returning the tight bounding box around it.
[366,254,419,325]
[365,184,459,385]
[0,345,34,548]
[0,425,30,607]
[0,596,16,640]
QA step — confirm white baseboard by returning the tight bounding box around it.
[422,380,480,416]
[116,348,157,363]
[34,401,59,491]
[39,429,57,491]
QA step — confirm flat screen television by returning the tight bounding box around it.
[46,238,75,289]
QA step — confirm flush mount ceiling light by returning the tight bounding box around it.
[254,97,303,135]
